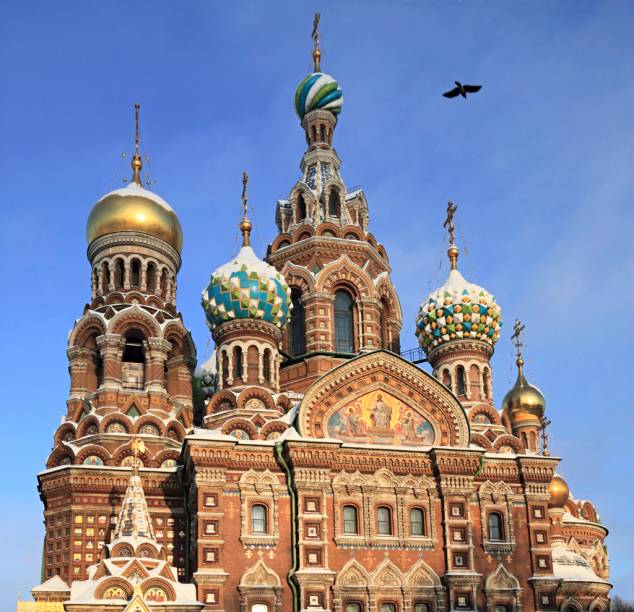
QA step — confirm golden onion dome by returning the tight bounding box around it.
[548,474,570,508]
[86,182,183,252]
[502,358,545,425]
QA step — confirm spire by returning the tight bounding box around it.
[444,200,459,270]
[239,171,253,247]
[130,103,143,186]
[113,437,155,541]
[311,12,321,72]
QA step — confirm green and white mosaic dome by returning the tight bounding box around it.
[202,245,292,330]
[294,72,343,121]
[415,269,502,352]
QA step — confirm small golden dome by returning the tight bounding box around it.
[548,474,570,508]
[502,361,545,425]
[86,183,183,252]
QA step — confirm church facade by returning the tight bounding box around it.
[31,23,611,612]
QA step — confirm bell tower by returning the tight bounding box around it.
[267,15,402,391]
[38,105,195,586]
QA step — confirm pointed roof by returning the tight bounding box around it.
[32,575,70,592]
[113,466,155,541]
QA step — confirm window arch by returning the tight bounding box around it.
[289,289,306,356]
[320,124,326,142]
[263,349,271,383]
[334,290,355,353]
[345,604,362,612]
[130,259,141,287]
[101,262,110,294]
[251,504,267,534]
[377,506,392,536]
[121,329,145,389]
[329,189,341,217]
[343,505,359,535]
[409,507,425,536]
[488,512,504,541]
[114,259,125,290]
[456,365,466,396]
[160,269,168,299]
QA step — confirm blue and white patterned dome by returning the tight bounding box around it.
[294,72,343,121]
[202,245,292,331]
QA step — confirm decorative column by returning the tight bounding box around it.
[145,337,171,394]
[97,334,124,390]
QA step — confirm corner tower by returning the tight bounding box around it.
[267,15,403,391]
[39,105,195,586]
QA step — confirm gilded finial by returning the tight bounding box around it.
[511,318,526,373]
[130,436,145,475]
[444,201,459,270]
[239,171,252,247]
[312,12,321,72]
[131,103,143,186]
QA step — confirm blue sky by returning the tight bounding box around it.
[1,0,633,605]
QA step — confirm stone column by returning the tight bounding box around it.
[97,334,124,390]
[66,347,94,399]
[166,355,194,407]
[145,338,171,393]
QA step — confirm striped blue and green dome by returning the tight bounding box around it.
[202,245,292,331]
[294,72,343,121]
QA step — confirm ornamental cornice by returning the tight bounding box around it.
[428,339,493,365]
[88,231,181,271]
[212,319,282,345]
[269,236,391,275]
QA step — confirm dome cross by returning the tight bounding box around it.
[131,103,143,186]
[511,318,526,370]
[312,12,321,72]
[444,200,459,270]
[239,171,253,247]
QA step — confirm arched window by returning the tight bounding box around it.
[456,365,466,396]
[409,507,425,536]
[494,606,510,612]
[334,290,355,353]
[297,193,307,222]
[320,124,326,142]
[263,349,271,383]
[101,262,110,294]
[377,506,392,536]
[488,512,504,541]
[122,330,145,390]
[114,259,124,289]
[130,259,141,287]
[343,505,358,535]
[234,346,243,380]
[329,189,341,217]
[380,604,397,612]
[414,605,430,612]
[482,369,490,399]
[251,504,267,534]
[146,263,156,293]
[289,289,306,356]
[311,125,317,143]
[380,298,391,350]
[251,605,268,612]
[442,369,452,389]
[345,604,362,612]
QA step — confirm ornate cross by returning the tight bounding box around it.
[241,171,249,219]
[443,201,458,246]
[540,416,552,457]
[511,319,525,362]
[312,12,321,72]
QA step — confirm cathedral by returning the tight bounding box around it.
[27,18,612,612]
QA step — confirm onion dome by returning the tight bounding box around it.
[502,359,546,424]
[548,474,570,508]
[87,103,183,252]
[415,247,502,352]
[87,182,183,252]
[294,72,343,121]
[201,173,292,331]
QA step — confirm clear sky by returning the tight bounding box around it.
[1,0,632,606]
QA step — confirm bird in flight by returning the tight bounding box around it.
[443,81,482,99]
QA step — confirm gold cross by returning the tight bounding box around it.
[241,171,249,219]
[511,319,525,361]
[443,201,458,246]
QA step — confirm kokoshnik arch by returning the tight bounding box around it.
[28,16,611,612]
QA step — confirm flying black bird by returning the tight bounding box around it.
[443,81,482,99]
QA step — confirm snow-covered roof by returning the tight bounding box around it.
[33,575,70,592]
[96,182,175,213]
[551,543,607,584]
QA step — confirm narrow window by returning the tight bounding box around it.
[234,347,243,380]
[114,259,124,289]
[101,262,110,293]
[160,269,168,298]
[146,263,156,293]
[334,290,355,353]
[297,193,307,222]
[482,369,489,399]
[328,189,340,217]
[343,505,358,535]
[311,125,317,143]
[121,330,145,390]
[488,512,504,541]
[320,124,326,142]
[380,298,390,350]
[130,259,141,287]
[263,349,271,383]
[289,289,306,356]
[494,606,510,612]
[377,506,392,536]
[456,365,466,396]
[251,504,267,534]
[410,508,425,536]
